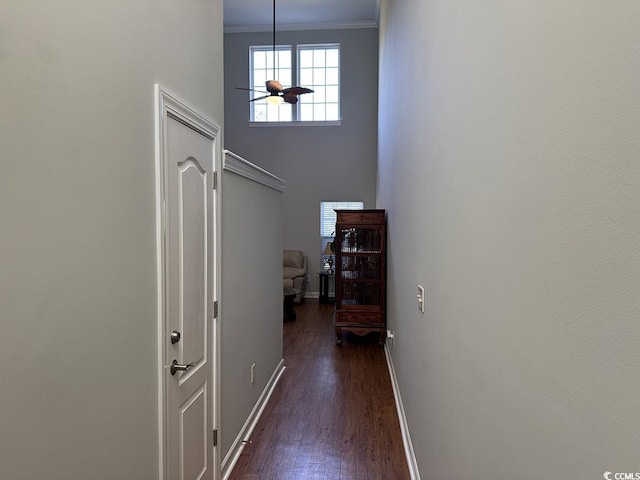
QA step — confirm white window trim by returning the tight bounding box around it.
[297,43,341,123]
[248,43,341,125]
[249,120,342,127]
[249,44,293,122]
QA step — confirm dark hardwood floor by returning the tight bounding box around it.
[229,301,410,480]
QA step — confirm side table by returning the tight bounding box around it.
[318,271,335,303]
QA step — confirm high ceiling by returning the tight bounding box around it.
[224,0,380,32]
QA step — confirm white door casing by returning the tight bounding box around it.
[155,85,220,480]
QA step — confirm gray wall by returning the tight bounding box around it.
[378,1,640,479]
[0,1,223,479]
[220,159,284,457]
[224,28,378,294]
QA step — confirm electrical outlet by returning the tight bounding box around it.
[250,362,256,384]
[386,329,395,346]
[417,285,425,313]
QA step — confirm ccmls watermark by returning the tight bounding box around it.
[603,472,640,480]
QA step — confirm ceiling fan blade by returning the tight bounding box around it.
[281,86,314,95]
[250,95,270,102]
[282,94,299,104]
[235,86,269,94]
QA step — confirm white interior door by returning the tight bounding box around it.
[156,86,219,480]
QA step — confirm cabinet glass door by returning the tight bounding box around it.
[337,225,383,308]
[338,227,383,253]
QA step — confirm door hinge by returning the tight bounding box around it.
[213,301,218,319]
[213,171,218,190]
[213,429,218,446]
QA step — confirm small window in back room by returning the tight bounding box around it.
[320,201,363,270]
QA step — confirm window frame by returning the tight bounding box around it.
[297,43,341,123]
[248,43,341,126]
[249,44,293,123]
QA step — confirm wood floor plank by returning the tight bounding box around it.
[229,301,410,480]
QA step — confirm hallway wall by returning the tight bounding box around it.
[377,1,640,478]
[0,1,224,478]
[220,153,285,460]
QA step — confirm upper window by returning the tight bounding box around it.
[298,44,340,122]
[249,44,340,123]
[250,45,292,122]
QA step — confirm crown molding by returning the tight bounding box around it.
[224,20,378,34]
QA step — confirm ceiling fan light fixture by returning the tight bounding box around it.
[266,95,283,105]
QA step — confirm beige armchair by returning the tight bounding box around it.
[283,249,307,303]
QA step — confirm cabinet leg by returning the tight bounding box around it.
[378,330,386,346]
[335,327,342,346]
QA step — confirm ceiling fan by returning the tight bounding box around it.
[235,0,314,105]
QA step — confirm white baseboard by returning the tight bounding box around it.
[221,359,286,480]
[384,345,422,480]
[304,291,319,299]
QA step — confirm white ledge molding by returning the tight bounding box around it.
[223,150,287,193]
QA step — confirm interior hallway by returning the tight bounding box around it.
[229,301,410,480]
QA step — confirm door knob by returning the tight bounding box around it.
[170,330,181,344]
[170,359,195,376]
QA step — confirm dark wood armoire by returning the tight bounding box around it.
[333,209,386,345]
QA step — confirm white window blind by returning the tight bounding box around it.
[320,201,363,237]
[320,201,363,271]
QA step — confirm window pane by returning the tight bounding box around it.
[313,68,326,85]
[266,103,279,122]
[300,49,313,67]
[299,92,313,104]
[313,49,325,67]
[300,104,313,121]
[313,86,326,103]
[314,104,325,121]
[280,105,292,121]
[254,70,267,88]
[326,67,339,85]
[326,103,339,121]
[253,50,266,69]
[299,68,313,86]
[326,49,339,67]
[278,50,291,68]
[265,52,274,71]
[254,104,267,121]
[279,70,291,87]
[326,86,339,103]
